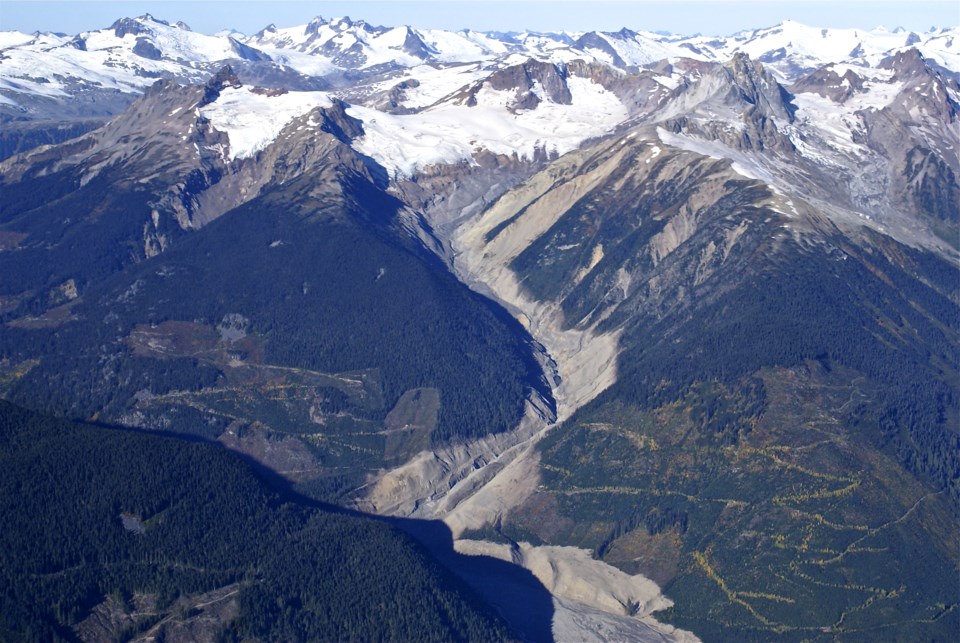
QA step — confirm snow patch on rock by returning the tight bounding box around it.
[199,87,331,160]
[348,76,627,178]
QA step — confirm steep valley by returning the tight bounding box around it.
[346,113,960,639]
[1,12,959,642]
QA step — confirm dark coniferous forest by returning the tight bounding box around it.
[0,401,515,642]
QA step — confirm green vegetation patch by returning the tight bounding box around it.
[519,364,960,641]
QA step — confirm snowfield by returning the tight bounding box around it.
[348,76,628,177]
[199,87,332,160]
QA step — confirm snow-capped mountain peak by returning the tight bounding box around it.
[1,13,958,229]
[3,14,956,121]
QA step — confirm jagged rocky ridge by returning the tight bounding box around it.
[1,14,958,159]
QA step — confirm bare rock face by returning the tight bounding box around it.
[389,149,544,235]
[199,65,243,107]
[401,28,434,59]
[791,66,865,103]
[229,36,272,62]
[132,37,162,60]
[724,52,797,124]
[460,127,784,342]
[463,59,573,112]
[0,65,377,236]
[657,54,797,153]
[900,145,960,226]
[372,78,421,113]
[111,16,153,39]
[845,53,960,243]
[315,98,365,142]
[880,47,934,79]
[575,32,628,67]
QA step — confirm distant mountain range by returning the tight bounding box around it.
[1,12,958,643]
[1,15,956,127]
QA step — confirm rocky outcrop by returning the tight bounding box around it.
[791,66,865,103]
[199,65,243,107]
[228,37,272,62]
[373,78,420,114]
[575,32,627,67]
[656,54,797,153]
[111,16,152,38]
[724,53,797,123]
[0,69,373,238]
[880,47,934,79]
[901,145,960,225]
[132,37,162,60]
[461,59,573,112]
[401,28,434,59]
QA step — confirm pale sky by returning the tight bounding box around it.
[1,0,958,37]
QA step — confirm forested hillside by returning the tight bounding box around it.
[0,401,515,642]
[0,147,550,502]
